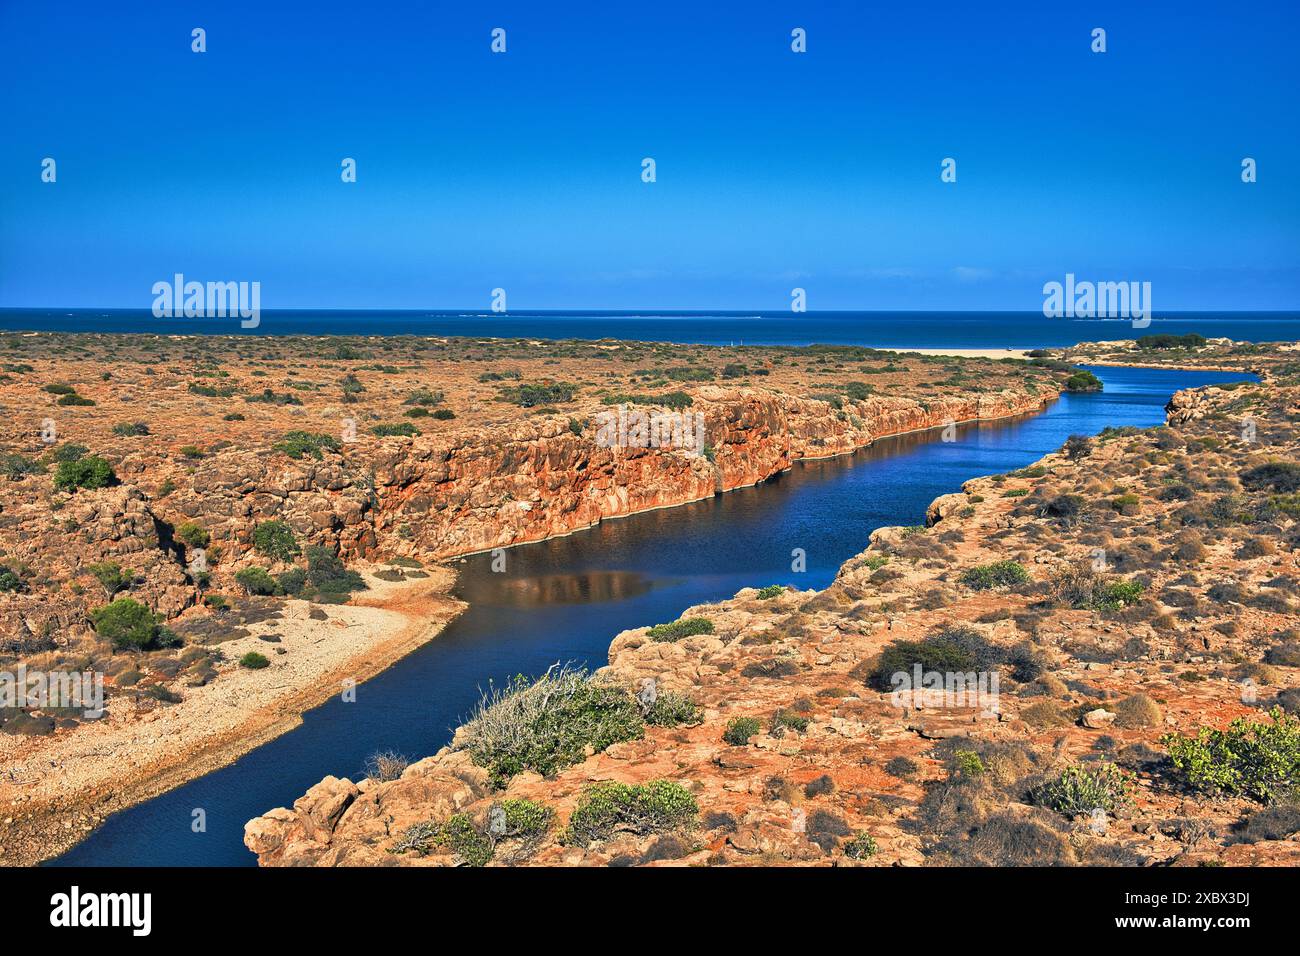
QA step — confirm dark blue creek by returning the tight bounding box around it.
[51,365,1255,866]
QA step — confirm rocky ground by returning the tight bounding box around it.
[0,332,1070,863]
[245,341,1300,867]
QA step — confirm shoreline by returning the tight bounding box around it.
[2,570,465,867]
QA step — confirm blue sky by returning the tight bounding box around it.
[1,0,1297,311]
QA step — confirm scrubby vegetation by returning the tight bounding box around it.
[566,780,698,845]
[90,598,179,652]
[460,666,645,787]
[958,560,1029,590]
[646,617,714,642]
[1164,708,1300,803]
[251,520,300,562]
[1034,763,1132,816]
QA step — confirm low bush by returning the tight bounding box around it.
[958,560,1029,590]
[87,561,133,597]
[364,750,409,782]
[251,520,300,562]
[1034,763,1132,815]
[372,422,419,437]
[1240,462,1300,494]
[645,691,702,727]
[272,431,340,460]
[756,584,786,600]
[461,666,644,786]
[235,566,280,596]
[566,780,697,845]
[175,521,210,548]
[499,383,576,407]
[770,709,809,736]
[1113,693,1163,729]
[239,652,270,669]
[646,617,714,642]
[305,545,366,594]
[53,455,115,491]
[870,625,1005,690]
[90,598,179,651]
[843,832,879,859]
[723,716,762,745]
[1,453,41,480]
[1163,707,1300,803]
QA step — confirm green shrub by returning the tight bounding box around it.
[272,431,340,460]
[276,567,308,596]
[496,798,553,841]
[600,391,693,410]
[566,780,698,845]
[305,545,366,594]
[1034,763,1132,816]
[87,561,133,597]
[843,832,878,859]
[1063,370,1103,392]
[461,666,645,786]
[235,566,280,596]
[756,584,786,599]
[0,564,26,593]
[53,455,115,491]
[111,422,150,436]
[1136,333,1206,350]
[870,625,1005,690]
[44,382,76,395]
[499,383,576,407]
[251,520,300,562]
[175,521,210,548]
[1,453,42,480]
[1240,462,1300,495]
[952,749,986,779]
[239,651,270,669]
[1163,707,1300,803]
[372,422,419,437]
[959,560,1029,590]
[431,408,456,420]
[770,709,809,736]
[723,716,762,745]
[403,388,444,407]
[1092,579,1144,611]
[645,691,702,727]
[56,393,95,406]
[646,617,714,642]
[90,598,178,651]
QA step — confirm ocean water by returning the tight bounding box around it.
[1,309,1296,347]
[48,364,1256,867]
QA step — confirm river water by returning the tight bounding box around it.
[50,364,1255,866]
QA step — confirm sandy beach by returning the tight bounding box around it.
[0,567,464,866]
[893,347,1033,360]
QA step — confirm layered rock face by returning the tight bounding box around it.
[171,386,1052,564]
[1,385,1048,648]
